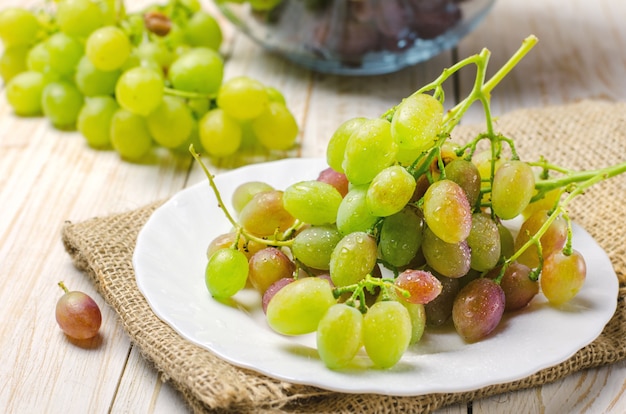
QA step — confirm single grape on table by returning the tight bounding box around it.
[192,35,626,371]
[0,0,299,163]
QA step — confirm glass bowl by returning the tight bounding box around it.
[215,0,495,75]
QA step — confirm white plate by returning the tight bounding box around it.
[134,157,619,396]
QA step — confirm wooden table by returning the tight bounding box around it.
[1,0,624,412]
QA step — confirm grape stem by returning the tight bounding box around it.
[58,281,69,294]
[164,87,216,100]
[333,274,408,314]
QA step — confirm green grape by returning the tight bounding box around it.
[26,42,49,72]
[514,209,567,268]
[198,108,242,157]
[249,0,283,11]
[77,95,118,148]
[6,71,45,116]
[404,301,426,345]
[115,67,164,116]
[265,86,286,104]
[57,0,105,38]
[205,248,249,299]
[452,278,505,342]
[109,108,153,161]
[466,213,501,272]
[75,55,120,97]
[422,179,472,244]
[0,8,41,47]
[168,47,223,94]
[522,187,561,220]
[0,45,29,83]
[422,227,471,278]
[329,232,377,287]
[266,276,336,335]
[497,222,515,260]
[86,26,131,71]
[283,180,342,225]
[336,185,378,235]
[444,159,481,207]
[472,150,505,203]
[46,32,84,76]
[135,41,174,72]
[146,95,193,148]
[366,165,416,217]
[540,250,586,306]
[238,190,296,237]
[378,206,423,267]
[231,181,274,214]
[291,225,343,270]
[316,303,363,369]
[185,11,222,50]
[390,93,443,151]
[343,118,397,185]
[41,81,84,129]
[326,117,367,173]
[248,247,295,294]
[363,301,412,368]
[491,160,535,220]
[217,76,269,120]
[251,102,299,150]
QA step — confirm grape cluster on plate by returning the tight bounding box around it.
[0,0,298,161]
[195,36,626,370]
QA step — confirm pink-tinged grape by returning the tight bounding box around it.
[452,278,505,342]
[75,55,121,97]
[316,303,364,369]
[146,95,194,148]
[336,185,378,235]
[198,108,242,157]
[266,276,336,335]
[238,190,296,237]
[395,269,442,305]
[262,277,294,314]
[326,117,367,174]
[46,32,84,76]
[444,159,481,207]
[109,108,153,161]
[206,232,265,260]
[251,101,299,150]
[1,45,29,83]
[317,168,349,198]
[283,180,342,225]
[379,206,423,267]
[422,227,471,278]
[168,47,223,94]
[422,179,472,244]
[522,187,561,220]
[363,301,412,368]
[217,76,269,120]
[205,248,249,299]
[491,160,535,220]
[487,262,538,311]
[514,209,567,268]
[541,250,586,306]
[342,118,398,185]
[57,0,104,38]
[231,181,274,214]
[330,232,378,287]
[366,165,416,217]
[248,247,296,294]
[466,213,501,272]
[55,282,102,340]
[498,222,515,260]
[291,225,342,270]
[77,95,118,149]
[390,93,443,151]
[0,8,41,47]
[42,81,84,129]
[115,67,164,116]
[6,71,45,116]
[184,10,223,50]
[424,273,460,326]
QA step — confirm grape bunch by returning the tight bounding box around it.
[0,0,298,162]
[194,35,626,371]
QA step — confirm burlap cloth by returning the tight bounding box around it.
[62,100,626,413]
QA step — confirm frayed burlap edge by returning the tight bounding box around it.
[62,99,626,413]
